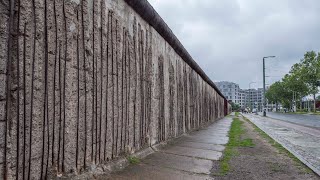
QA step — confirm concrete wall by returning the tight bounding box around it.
[0,0,227,179]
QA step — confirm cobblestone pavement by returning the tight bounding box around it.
[243,113,320,176]
[103,116,233,180]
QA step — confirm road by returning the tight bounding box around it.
[260,112,320,128]
[243,113,320,176]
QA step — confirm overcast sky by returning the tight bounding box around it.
[148,0,320,89]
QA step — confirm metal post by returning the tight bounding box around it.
[262,56,275,117]
[256,89,258,115]
[263,57,266,116]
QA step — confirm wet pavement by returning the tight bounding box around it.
[107,116,233,180]
[260,112,320,128]
[243,113,320,176]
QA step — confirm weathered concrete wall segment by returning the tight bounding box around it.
[0,0,227,179]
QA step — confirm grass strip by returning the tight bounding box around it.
[127,156,140,165]
[219,117,254,175]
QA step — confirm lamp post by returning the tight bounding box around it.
[249,82,256,112]
[256,89,259,115]
[263,56,275,116]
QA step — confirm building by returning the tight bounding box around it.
[215,81,265,110]
[244,88,264,111]
[215,81,240,105]
[238,89,247,108]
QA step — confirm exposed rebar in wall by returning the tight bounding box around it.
[51,0,58,168]
[125,28,130,149]
[22,22,27,180]
[91,0,95,163]
[132,17,137,148]
[115,19,119,157]
[158,55,165,142]
[94,0,99,164]
[81,0,88,169]
[76,6,80,170]
[57,41,62,172]
[62,0,68,172]
[111,11,115,159]
[15,0,21,179]
[103,10,110,162]
[168,60,175,138]
[139,25,145,147]
[120,27,125,153]
[99,0,105,163]
[40,0,49,178]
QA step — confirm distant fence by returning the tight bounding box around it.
[0,0,228,179]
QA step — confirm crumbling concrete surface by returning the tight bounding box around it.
[0,0,228,179]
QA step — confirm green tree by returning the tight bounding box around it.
[299,51,320,112]
[282,64,309,110]
[267,51,320,112]
[266,81,281,111]
[266,81,291,110]
[231,102,240,112]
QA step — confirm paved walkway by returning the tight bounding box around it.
[243,113,320,176]
[106,116,233,180]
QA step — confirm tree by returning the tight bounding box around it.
[282,64,309,110]
[266,51,320,112]
[266,81,291,111]
[231,102,240,111]
[299,51,320,112]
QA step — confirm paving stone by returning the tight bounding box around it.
[106,116,233,179]
[175,141,225,152]
[161,146,223,160]
[143,152,214,174]
[180,136,229,145]
[109,163,214,180]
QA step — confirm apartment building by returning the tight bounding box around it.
[215,81,265,110]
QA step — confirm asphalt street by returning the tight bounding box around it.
[259,112,320,128]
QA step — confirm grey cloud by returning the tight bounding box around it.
[148,0,320,89]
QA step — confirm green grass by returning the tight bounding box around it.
[127,156,140,165]
[242,116,312,173]
[219,117,255,175]
[239,138,255,147]
[235,112,239,117]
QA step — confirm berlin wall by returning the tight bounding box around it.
[0,0,230,179]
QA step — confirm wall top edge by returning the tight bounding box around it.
[123,0,226,100]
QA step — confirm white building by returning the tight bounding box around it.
[244,88,264,111]
[215,81,240,104]
[215,81,264,110]
[238,89,247,108]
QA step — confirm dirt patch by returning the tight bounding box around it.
[212,115,319,180]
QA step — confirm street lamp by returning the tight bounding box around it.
[263,56,276,116]
[249,82,256,112]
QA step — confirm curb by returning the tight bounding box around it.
[244,114,320,176]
